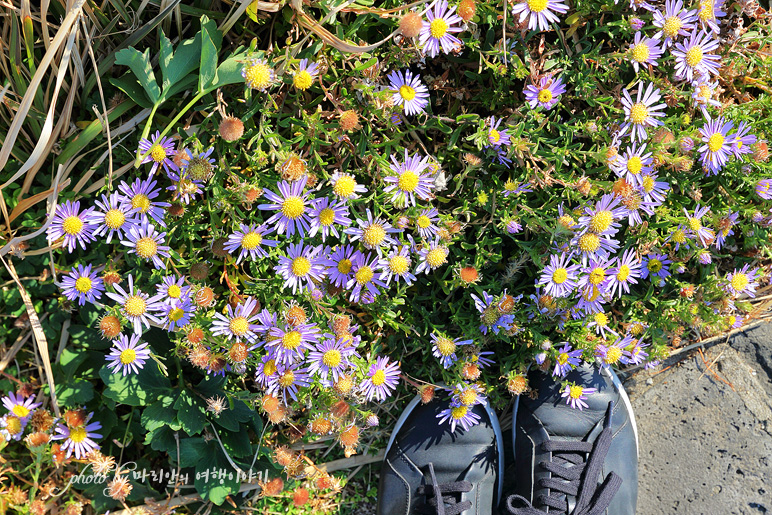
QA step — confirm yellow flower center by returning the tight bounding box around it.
[278,370,295,388]
[167,285,182,298]
[663,16,682,37]
[291,257,312,277]
[104,209,126,229]
[557,353,568,365]
[594,312,609,326]
[426,247,448,267]
[685,46,703,67]
[552,268,568,284]
[648,258,662,273]
[135,237,158,259]
[699,85,712,99]
[527,0,548,12]
[417,215,431,228]
[688,217,702,232]
[630,323,644,335]
[589,267,606,285]
[569,385,584,400]
[589,211,613,233]
[120,348,137,364]
[629,103,649,125]
[616,264,631,281]
[631,43,650,63]
[708,133,725,152]
[429,18,449,39]
[124,296,146,317]
[5,416,22,435]
[489,129,501,143]
[459,389,478,406]
[322,349,342,367]
[62,216,84,235]
[150,144,167,163]
[371,369,386,386]
[241,231,263,250]
[131,194,151,213]
[319,208,335,226]
[333,175,357,197]
[399,85,417,101]
[436,337,456,356]
[282,331,302,350]
[337,258,352,274]
[642,176,655,193]
[699,0,714,21]
[578,233,601,252]
[363,224,386,247]
[451,405,468,420]
[538,89,553,103]
[263,359,277,376]
[389,255,410,274]
[11,405,30,418]
[229,316,249,336]
[293,70,313,90]
[75,277,92,293]
[355,266,374,285]
[168,308,185,322]
[558,215,575,230]
[281,196,305,219]
[730,273,749,292]
[627,156,643,174]
[504,179,517,191]
[398,170,420,192]
[727,315,736,326]
[69,426,88,443]
[606,346,623,364]
[245,63,272,89]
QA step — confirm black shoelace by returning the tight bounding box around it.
[415,462,473,515]
[507,402,623,515]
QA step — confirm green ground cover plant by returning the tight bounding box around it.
[0,0,771,513]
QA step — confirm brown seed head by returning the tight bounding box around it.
[102,270,121,287]
[339,110,361,131]
[168,203,185,217]
[330,400,351,419]
[420,385,436,404]
[229,341,249,363]
[458,0,476,21]
[63,408,87,428]
[29,409,54,432]
[339,424,360,448]
[188,345,211,368]
[309,416,334,435]
[87,450,116,475]
[316,474,336,490]
[461,362,481,381]
[262,477,284,496]
[25,431,50,448]
[261,394,281,414]
[459,266,479,285]
[190,262,209,281]
[187,327,205,345]
[63,502,84,515]
[285,304,308,326]
[268,405,287,424]
[194,286,215,308]
[273,445,295,467]
[219,116,244,142]
[207,355,227,374]
[243,187,263,204]
[752,140,769,162]
[99,315,123,340]
[575,177,591,196]
[280,155,307,182]
[331,315,351,336]
[507,374,529,395]
[6,486,27,505]
[211,238,228,258]
[29,500,46,515]
[293,487,310,507]
[399,12,423,38]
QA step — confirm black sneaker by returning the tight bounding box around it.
[377,394,504,515]
[506,364,638,514]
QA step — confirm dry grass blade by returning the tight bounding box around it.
[0,255,59,416]
[8,178,71,223]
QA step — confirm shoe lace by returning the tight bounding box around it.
[506,402,623,515]
[415,462,473,515]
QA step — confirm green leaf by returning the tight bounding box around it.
[178,437,208,468]
[100,362,171,407]
[109,76,153,109]
[160,31,202,96]
[114,47,161,103]
[217,426,252,458]
[159,31,174,89]
[198,16,222,92]
[174,390,206,435]
[194,443,240,504]
[142,395,180,432]
[210,51,249,90]
[144,425,178,454]
[55,379,94,406]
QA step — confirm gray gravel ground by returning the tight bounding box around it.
[625,321,772,515]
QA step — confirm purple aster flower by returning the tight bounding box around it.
[630,17,645,31]
[561,383,597,410]
[414,208,440,240]
[419,0,463,57]
[577,256,613,297]
[451,383,487,407]
[538,252,581,298]
[387,70,430,116]
[117,177,170,227]
[179,147,216,182]
[486,116,511,148]
[571,231,620,265]
[137,131,178,175]
[725,264,760,298]
[578,194,627,237]
[587,311,617,337]
[431,334,473,369]
[156,275,191,305]
[224,223,278,264]
[105,333,152,375]
[267,363,311,404]
[306,337,358,384]
[639,172,670,204]
[697,249,713,265]
[242,58,274,91]
[698,116,734,175]
[379,246,416,286]
[714,211,738,249]
[595,336,631,367]
[92,192,139,243]
[384,150,435,207]
[52,413,102,459]
[524,75,566,110]
[330,171,367,200]
[360,356,400,402]
[324,245,360,288]
[684,204,715,247]
[691,77,721,118]
[731,122,757,158]
[268,323,321,365]
[255,351,279,387]
[667,225,692,251]
[47,200,97,253]
[346,252,387,303]
[502,180,532,198]
[629,33,664,73]
[2,392,41,421]
[415,237,450,275]
[437,400,481,432]
[620,191,657,226]
[653,0,697,47]
[293,59,319,91]
[0,414,27,441]
[640,253,672,280]
[105,275,163,335]
[166,170,203,205]
[618,82,667,142]
[121,219,171,269]
[512,0,569,32]
[506,219,522,234]
[471,291,514,335]
[727,313,744,329]
[60,264,104,306]
[696,0,726,34]
[162,298,195,332]
[553,343,583,377]
[275,243,328,294]
[756,179,772,200]
[629,0,656,11]
[680,136,696,153]
[612,142,654,185]
[308,197,351,241]
[344,209,401,254]
[211,297,261,343]
[672,30,721,82]
[623,340,650,365]
[258,177,314,237]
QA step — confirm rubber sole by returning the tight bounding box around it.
[383,393,505,506]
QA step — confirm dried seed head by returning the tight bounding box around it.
[98,315,123,340]
[262,477,284,496]
[339,423,360,448]
[186,327,205,345]
[273,445,295,467]
[339,110,360,131]
[188,345,211,368]
[102,270,121,287]
[463,153,483,166]
[211,238,228,258]
[752,140,769,162]
[63,408,87,428]
[280,155,307,182]
[228,341,249,363]
[507,374,529,395]
[315,474,336,490]
[219,116,244,142]
[243,186,263,204]
[461,362,481,381]
[333,375,355,396]
[194,286,215,308]
[293,487,310,507]
[87,450,116,475]
[459,266,479,285]
[305,172,319,188]
[18,382,35,398]
[107,475,133,501]
[268,405,287,424]
[207,355,227,374]
[63,502,84,515]
[458,0,476,21]
[420,385,436,404]
[190,262,209,281]
[399,12,423,38]
[651,127,675,144]
[25,431,50,448]
[575,177,592,196]
[330,400,351,419]
[6,487,28,506]
[29,500,46,515]
[206,396,228,417]
[309,416,333,435]
[331,314,351,336]
[261,394,281,414]
[612,178,635,198]
[285,304,308,326]
[168,203,185,217]
[173,148,188,169]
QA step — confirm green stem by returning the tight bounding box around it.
[133,103,160,168]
